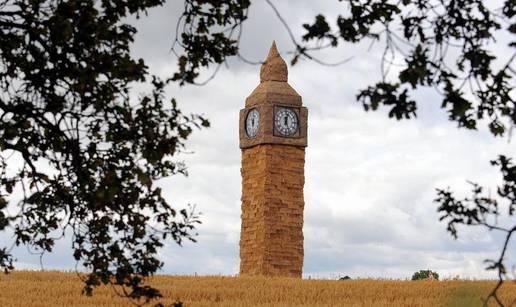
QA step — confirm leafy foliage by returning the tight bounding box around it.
[436,155,516,305]
[171,0,251,85]
[411,270,439,281]
[300,0,515,136]
[0,0,208,304]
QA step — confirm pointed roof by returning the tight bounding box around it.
[260,41,288,82]
[245,41,301,107]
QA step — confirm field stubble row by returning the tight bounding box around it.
[1,271,515,306]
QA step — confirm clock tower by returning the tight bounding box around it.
[239,42,307,278]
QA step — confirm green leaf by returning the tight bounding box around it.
[137,169,152,187]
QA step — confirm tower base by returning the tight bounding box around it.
[239,144,305,277]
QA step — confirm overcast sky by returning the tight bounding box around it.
[4,1,516,280]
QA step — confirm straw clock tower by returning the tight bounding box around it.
[239,42,307,277]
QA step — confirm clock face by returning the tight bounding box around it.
[245,108,260,138]
[274,107,298,136]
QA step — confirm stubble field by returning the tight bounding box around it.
[1,271,516,306]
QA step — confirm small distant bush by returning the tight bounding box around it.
[411,270,439,281]
[339,275,351,280]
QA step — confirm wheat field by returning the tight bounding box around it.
[1,271,516,306]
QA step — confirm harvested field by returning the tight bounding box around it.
[1,270,515,306]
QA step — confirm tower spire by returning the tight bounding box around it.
[260,41,288,83]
